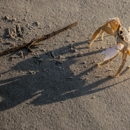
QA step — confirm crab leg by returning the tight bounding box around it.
[89,28,101,47]
[100,30,105,41]
[97,51,120,66]
[113,51,127,77]
[89,24,114,47]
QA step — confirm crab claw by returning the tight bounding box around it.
[101,44,124,61]
[89,17,121,47]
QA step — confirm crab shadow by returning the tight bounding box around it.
[0,40,125,111]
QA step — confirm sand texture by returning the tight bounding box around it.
[0,0,130,130]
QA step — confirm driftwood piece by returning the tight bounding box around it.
[0,22,78,56]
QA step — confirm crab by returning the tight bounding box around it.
[89,17,130,77]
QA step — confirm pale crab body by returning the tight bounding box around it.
[89,17,130,77]
[116,26,130,54]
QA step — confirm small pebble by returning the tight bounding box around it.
[90,96,95,99]
[82,61,86,64]
[40,48,46,52]
[4,16,9,20]
[19,51,25,58]
[107,68,113,71]
[83,65,87,68]
[29,70,37,75]
[12,18,16,22]
[73,49,77,53]
[95,75,101,78]
[33,21,40,26]
[58,55,65,59]
[71,48,77,53]
[65,40,69,43]
[22,18,26,21]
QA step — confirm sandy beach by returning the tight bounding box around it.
[0,0,130,130]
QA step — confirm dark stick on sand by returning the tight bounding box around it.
[0,22,78,56]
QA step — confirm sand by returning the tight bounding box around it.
[0,0,130,130]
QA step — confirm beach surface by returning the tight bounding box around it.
[0,0,130,130]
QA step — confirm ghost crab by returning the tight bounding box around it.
[89,17,130,77]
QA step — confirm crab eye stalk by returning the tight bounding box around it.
[119,30,123,35]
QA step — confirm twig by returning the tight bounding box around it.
[0,22,78,56]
